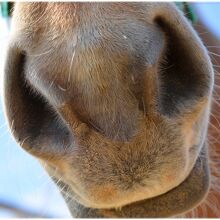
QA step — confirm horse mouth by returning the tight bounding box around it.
[55,144,210,218]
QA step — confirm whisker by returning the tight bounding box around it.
[197,31,209,36]
[67,36,78,85]
[49,80,54,89]
[29,49,53,57]
[68,50,76,84]
[211,97,220,109]
[206,45,220,49]
[210,112,220,129]
[209,51,220,58]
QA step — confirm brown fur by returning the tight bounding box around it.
[3,2,214,217]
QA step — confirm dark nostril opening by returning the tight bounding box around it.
[21,81,73,148]
[5,51,72,151]
[154,17,212,117]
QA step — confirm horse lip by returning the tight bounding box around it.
[63,143,210,217]
[96,144,210,217]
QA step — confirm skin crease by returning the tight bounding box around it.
[3,2,215,217]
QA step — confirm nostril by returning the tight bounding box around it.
[5,52,73,159]
[154,17,213,116]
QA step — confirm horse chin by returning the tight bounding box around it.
[53,143,210,218]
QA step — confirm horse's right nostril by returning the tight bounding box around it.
[3,48,73,160]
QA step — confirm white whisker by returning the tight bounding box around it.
[29,49,53,57]
[58,85,67,91]
[209,51,220,58]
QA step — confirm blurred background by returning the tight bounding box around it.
[0,2,220,218]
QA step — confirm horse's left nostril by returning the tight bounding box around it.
[153,16,214,117]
